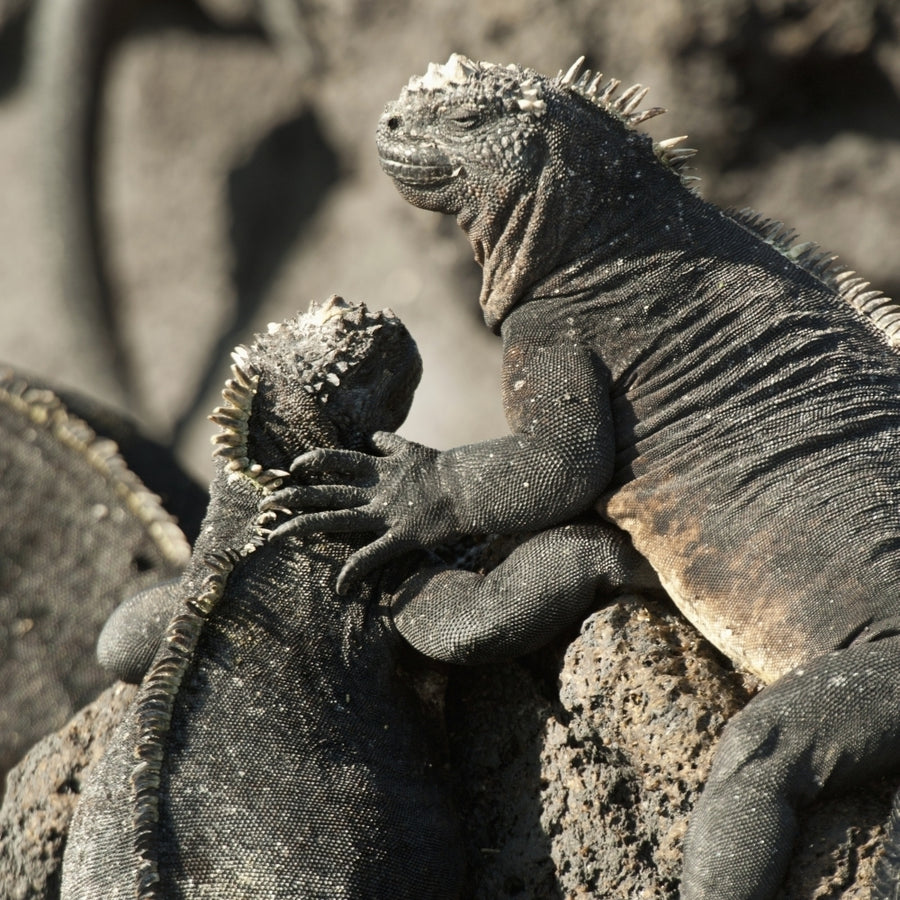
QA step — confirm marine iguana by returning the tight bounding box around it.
[0,367,197,790]
[61,295,640,898]
[270,55,900,899]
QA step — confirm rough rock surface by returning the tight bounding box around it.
[0,375,201,789]
[448,598,894,898]
[2,597,893,898]
[0,683,136,900]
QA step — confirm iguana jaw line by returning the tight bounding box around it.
[377,155,462,188]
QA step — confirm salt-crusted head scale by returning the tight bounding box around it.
[210,295,422,489]
[395,53,697,181]
[404,52,547,115]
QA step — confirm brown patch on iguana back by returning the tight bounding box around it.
[599,475,831,685]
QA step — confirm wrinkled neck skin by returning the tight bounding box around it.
[458,160,584,332]
[460,122,670,334]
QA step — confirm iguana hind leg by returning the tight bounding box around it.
[96,579,183,683]
[391,520,657,665]
[682,633,900,900]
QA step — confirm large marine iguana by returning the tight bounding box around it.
[270,55,900,898]
[61,295,642,898]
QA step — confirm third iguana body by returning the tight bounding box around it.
[274,55,900,898]
[0,368,199,787]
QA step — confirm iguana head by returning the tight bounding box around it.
[377,54,695,329]
[210,295,422,491]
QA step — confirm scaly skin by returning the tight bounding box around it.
[61,297,471,899]
[62,295,646,897]
[271,56,900,899]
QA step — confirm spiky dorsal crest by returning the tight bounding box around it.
[209,345,288,491]
[730,207,900,349]
[552,58,897,337]
[136,334,279,896]
[556,56,662,126]
[132,539,262,899]
[554,56,699,184]
[0,369,190,566]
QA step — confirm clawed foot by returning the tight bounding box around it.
[260,432,446,593]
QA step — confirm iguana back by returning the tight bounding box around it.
[61,297,464,899]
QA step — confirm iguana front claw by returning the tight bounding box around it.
[264,431,448,591]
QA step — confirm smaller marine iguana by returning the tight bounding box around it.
[270,56,900,898]
[61,295,643,898]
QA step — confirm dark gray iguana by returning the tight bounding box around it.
[61,295,643,897]
[269,55,900,899]
[0,367,199,790]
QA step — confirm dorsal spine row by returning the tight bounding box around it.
[131,543,260,898]
[729,207,900,349]
[0,370,190,566]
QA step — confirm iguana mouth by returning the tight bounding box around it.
[378,155,461,188]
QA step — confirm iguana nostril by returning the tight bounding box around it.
[387,116,401,130]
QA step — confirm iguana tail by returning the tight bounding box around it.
[29,0,140,403]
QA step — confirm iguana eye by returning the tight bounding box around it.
[447,107,484,129]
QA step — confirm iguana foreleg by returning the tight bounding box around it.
[269,336,617,591]
[101,521,656,675]
[96,579,183,683]
[391,521,658,664]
